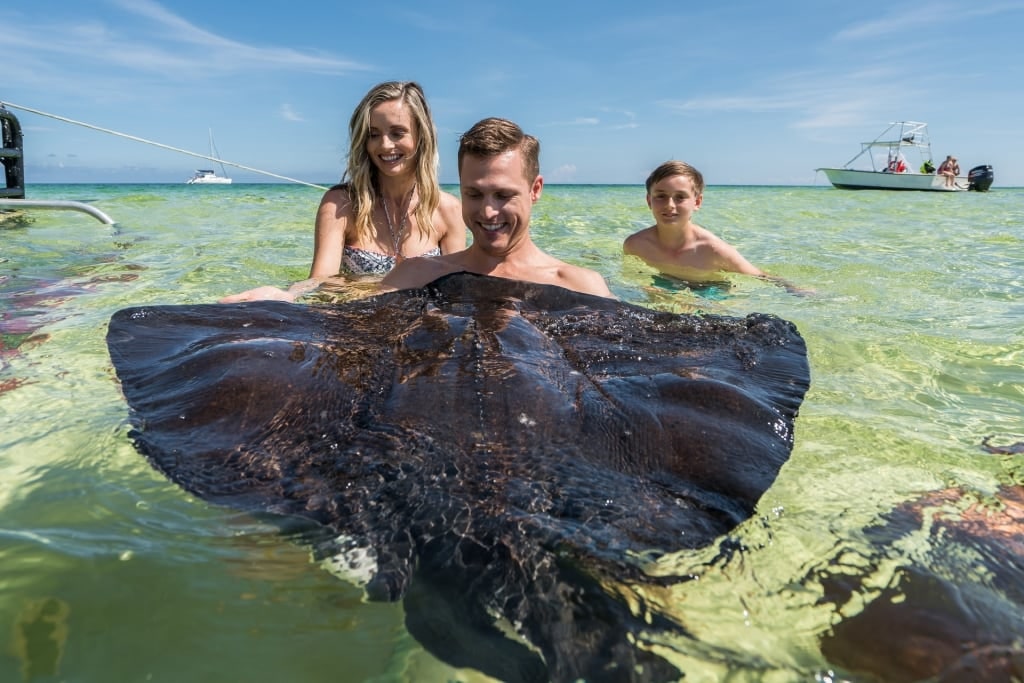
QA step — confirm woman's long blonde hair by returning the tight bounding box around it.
[343,81,441,243]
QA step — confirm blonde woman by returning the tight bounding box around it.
[222,81,465,303]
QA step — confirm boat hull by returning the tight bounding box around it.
[818,168,963,192]
[186,170,232,185]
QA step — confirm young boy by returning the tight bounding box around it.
[623,160,765,285]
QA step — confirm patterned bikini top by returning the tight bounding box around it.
[341,245,441,276]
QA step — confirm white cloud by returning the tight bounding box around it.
[280,104,304,122]
[541,117,600,127]
[834,1,1024,40]
[1,0,371,78]
[546,164,577,182]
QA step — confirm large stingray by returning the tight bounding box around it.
[106,273,811,682]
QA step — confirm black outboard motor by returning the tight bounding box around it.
[1,104,26,199]
[967,164,994,192]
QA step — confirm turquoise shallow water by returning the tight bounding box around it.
[2,183,1023,681]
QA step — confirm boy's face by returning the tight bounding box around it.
[647,174,702,226]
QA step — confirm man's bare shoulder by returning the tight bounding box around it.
[552,262,614,298]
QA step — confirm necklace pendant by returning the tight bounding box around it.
[381,185,415,261]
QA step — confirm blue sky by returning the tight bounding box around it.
[3,0,1023,186]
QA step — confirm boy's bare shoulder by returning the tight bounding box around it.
[623,226,657,253]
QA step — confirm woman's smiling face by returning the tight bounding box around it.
[366,99,418,178]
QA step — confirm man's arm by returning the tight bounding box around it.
[379,257,456,292]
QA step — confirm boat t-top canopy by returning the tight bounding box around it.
[840,121,936,171]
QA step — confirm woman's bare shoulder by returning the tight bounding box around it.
[315,187,356,246]
[320,185,354,209]
[436,191,462,218]
[435,191,466,246]
[438,188,460,206]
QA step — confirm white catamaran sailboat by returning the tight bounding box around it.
[186,129,232,184]
[817,121,993,192]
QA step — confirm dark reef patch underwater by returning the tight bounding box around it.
[107,273,811,682]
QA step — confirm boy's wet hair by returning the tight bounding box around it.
[646,160,705,195]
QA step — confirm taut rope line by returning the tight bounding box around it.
[1,101,328,191]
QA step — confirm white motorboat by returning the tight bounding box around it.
[186,129,232,184]
[817,121,992,192]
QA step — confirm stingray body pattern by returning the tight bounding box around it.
[819,484,1024,682]
[106,273,811,682]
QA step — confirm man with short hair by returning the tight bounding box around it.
[380,117,613,298]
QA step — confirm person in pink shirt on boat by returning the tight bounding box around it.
[886,152,909,173]
[937,155,960,188]
[221,81,465,303]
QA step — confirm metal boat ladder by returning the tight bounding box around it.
[1,103,115,225]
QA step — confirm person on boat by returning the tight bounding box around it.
[379,117,613,298]
[886,154,908,173]
[920,160,935,174]
[622,161,808,295]
[221,81,465,303]
[937,155,960,188]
